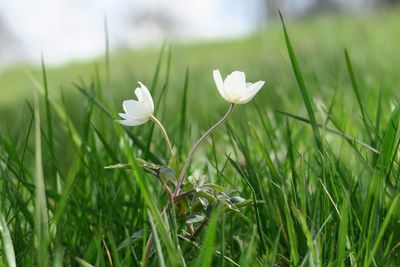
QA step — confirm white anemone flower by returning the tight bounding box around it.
[213,69,265,104]
[118,82,154,126]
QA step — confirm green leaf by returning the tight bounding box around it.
[105,160,176,179]
[188,175,197,185]
[201,183,225,192]
[198,197,210,209]
[159,166,176,178]
[104,163,131,170]
[229,196,246,205]
[233,199,253,209]
[186,214,206,224]
[181,182,196,192]
[195,191,217,203]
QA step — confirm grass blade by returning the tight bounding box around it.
[34,93,49,267]
[227,156,267,253]
[344,49,375,145]
[0,213,16,267]
[239,225,257,267]
[148,211,166,267]
[364,195,399,267]
[178,67,190,158]
[195,209,221,267]
[279,11,323,152]
[41,57,54,154]
[116,125,180,266]
[336,197,349,267]
[276,110,379,154]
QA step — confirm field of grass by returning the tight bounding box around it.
[1,9,400,266]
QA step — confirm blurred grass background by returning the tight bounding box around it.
[1,7,400,266]
[1,8,399,125]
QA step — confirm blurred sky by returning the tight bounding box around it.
[0,0,265,67]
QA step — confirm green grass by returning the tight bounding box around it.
[1,8,400,266]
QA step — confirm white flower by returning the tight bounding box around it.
[213,69,265,104]
[118,82,154,126]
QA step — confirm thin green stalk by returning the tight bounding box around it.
[151,115,173,159]
[0,213,16,267]
[34,92,49,267]
[173,104,235,197]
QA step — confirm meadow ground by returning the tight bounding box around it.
[1,9,400,266]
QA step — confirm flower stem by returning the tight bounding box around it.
[151,115,173,159]
[155,172,172,196]
[173,104,235,198]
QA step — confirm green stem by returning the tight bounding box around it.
[151,115,173,159]
[173,104,235,198]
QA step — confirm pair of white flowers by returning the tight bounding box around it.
[118,70,265,126]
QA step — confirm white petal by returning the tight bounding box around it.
[117,118,148,126]
[223,71,246,91]
[122,100,148,117]
[240,81,265,104]
[213,69,228,100]
[223,71,246,102]
[118,113,131,120]
[138,82,154,113]
[134,87,144,102]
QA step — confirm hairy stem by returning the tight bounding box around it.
[173,104,235,197]
[151,115,173,158]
